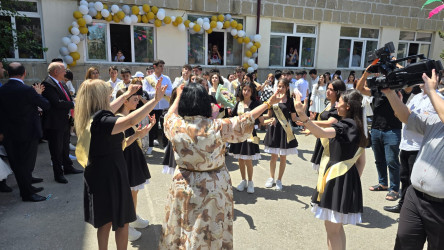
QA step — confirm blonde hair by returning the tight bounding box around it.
[74,79,111,134]
[85,66,100,80]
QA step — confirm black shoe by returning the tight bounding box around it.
[22,193,46,202]
[64,167,83,175]
[31,185,44,193]
[31,177,43,184]
[0,180,13,192]
[383,204,401,213]
[55,175,68,184]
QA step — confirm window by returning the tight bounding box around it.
[337,27,379,68]
[0,0,44,59]
[187,15,243,66]
[397,31,432,66]
[269,22,317,68]
[85,21,155,63]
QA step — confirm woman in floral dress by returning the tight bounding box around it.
[159,83,281,249]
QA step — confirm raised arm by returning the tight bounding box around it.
[355,70,372,96]
[110,84,140,113]
[423,69,444,123]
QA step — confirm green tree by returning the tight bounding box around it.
[0,0,47,60]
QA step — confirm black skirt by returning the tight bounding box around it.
[229,140,261,160]
[162,141,176,175]
[263,123,298,155]
[123,141,151,188]
[310,138,323,170]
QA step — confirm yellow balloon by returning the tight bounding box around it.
[237,37,243,44]
[193,24,201,32]
[236,23,243,30]
[245,50,252,57]
[68,26,73,34]
[73,11,83,19]
[154,19,162,27]
[184,20,191,27]
[142,15,148,23]
[143,4,150,13]
[103,4,108,9]
[147,12,155,20]
[230,20,238,28]
[234,35,238,39]
[151,6,158,14]
[176,16,183,24]
[113,15,121,23]
[70,52,80,60]
[68,60,77,67]
[172,21,178,26]
[95,12,102,20]
[206,28,213,34]
[254,42,261,49]
[117,11,125,20]
[223,20,230,28]
[131,6,139,15]
[77,18,86,27]
[211,16,217,22]
[243,63,249,69]
[250,45,257,53]
[218,14,224,22]
[164,16,171,24]
[105,15,113,22]
[79,26,89,34]
[136,15,141,22]
[243,37,250,44]
[210,21,217,28]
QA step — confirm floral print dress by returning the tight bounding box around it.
[159,112,255,250]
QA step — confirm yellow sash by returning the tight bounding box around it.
[238,101,260,145]
[146,76,170,103]
[316,137,364,201]
[272,104,296,143]
[75,118,93,168]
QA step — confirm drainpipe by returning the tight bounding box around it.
[256,0,261,65]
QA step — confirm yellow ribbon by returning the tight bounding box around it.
[272,104,296,143]
[75,118,93,168]
[146,76,170,103]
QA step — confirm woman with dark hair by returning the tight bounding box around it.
[345,73,357,90]
[309,74,327,117]
[159,83,282,249]
[294,89,367,250]
[208,72,224,96]
[229,82,262,194]
[323,72,332,85]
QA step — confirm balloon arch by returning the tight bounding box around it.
[60,0,262,73]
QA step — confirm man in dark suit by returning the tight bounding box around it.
[41,62,82,184]
[0,62,50,202]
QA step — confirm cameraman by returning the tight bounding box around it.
[356,67,402,201]
[381,69,444,250]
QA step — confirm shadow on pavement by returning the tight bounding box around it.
[234,208,256,230]
[130,224,162,249]
[357,206,397,229]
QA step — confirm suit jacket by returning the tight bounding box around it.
[0,79,50,142]
[41,76,74,130]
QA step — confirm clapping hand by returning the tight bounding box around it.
[136,123,151,138]
[33,83,45,95]
[146,114,156,130]
[422,69,438,96]
[155,77,168,101]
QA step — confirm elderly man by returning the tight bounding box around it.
[0,63,50,201]
[42,62,82,184]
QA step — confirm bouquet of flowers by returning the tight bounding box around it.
[215,85,236,109]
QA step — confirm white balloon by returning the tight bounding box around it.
[247,67,254,73]
[130,15,138,24]
[216,21,223,30]
[156,11,165,20]
[254,34,262,42]
[71,35,80,44]
[111,5,119,13]
[139,6,144,15]
[83,15,92,24]
[88,2,95,8]
[72,21,79,28]
[64,55,74,65]
[230,29,238,36]
[79,34,86,41]
[101,9,110,17]
[196,18,203,25]
[237,30,245,37]
[247,59,255,66]
[79,5,89,15]
[80,0,88,6]
[123,16,132,25]
[171,16,176,22]
[157,9,165,14]
[243,56,250,63]
[88,7,97,17]
[253,64,258,70]
[94,2,103,11]
[226,27,232,32]
[67,43,78,52]
[203,17,209,23]
[178,23,186,31]
[246,42,253,49]
[189,29,196,34]
[122,5,130,15]
[189,22,195,28]
[202,22,210,30]
[62,37,71,46]
[253,52,258,58]
[59,47,69,56]
[198,29,204,34]
[225,14,232,20]
[70,27,80,35]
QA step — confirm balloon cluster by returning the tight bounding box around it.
[60,1,262,69]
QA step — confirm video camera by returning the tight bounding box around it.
[366,42,443,90]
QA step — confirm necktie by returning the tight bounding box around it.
[57,81,74,117]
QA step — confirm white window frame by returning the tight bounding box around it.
[397,31,432,61]
[1,0,46,61]
[186,14,244,67]
[84,20,157,64]
[337,27,379,69]
[269,21,318,68]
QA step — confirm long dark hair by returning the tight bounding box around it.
[239,81,258,101]
[341,89,368,147]
[329,79,346,100]
[178,83,212,118]
[278,78,291,98]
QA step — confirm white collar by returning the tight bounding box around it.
[49,75,59,85]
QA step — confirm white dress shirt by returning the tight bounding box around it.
[143,73,172,110]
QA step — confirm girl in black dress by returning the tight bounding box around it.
[294,89,367,250]
[74,79,166,249]
[115,89,156,241]
[262,78,300,191]
[229,82,262,194]
[161,89,178,175]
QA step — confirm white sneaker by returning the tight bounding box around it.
[69,143,76,151]
[153,140,159,146]
[247,181,254,194]
[130,215,149,229]
[146,147,153,155]
[265,178,274,188]
[128,226,141,241]
[275,180,283,191]
[236,180,247,192]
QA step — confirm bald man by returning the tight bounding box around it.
[41,62,82,184]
